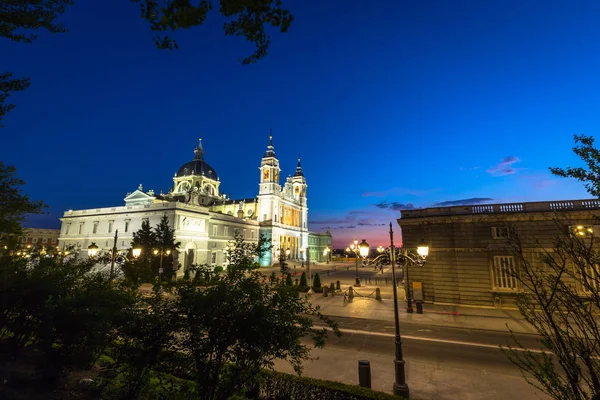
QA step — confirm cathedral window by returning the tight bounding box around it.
[93,221,99,234]
[65,224,71,235]
[224,227,229,237]
[125,220,130,232]
[108,220,114,233]
[79,223,84,234]
[213,225,218,236]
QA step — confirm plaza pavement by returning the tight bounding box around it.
[269,261,534,334]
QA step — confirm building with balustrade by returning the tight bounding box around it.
[398,199,600,308]
[58,137,332,274]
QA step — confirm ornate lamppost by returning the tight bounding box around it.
[153,248,172,282]
[348,239,369,285]
[387,222,429,397]
[300,247,305,268]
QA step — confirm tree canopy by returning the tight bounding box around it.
[0,162,45,236]
[1,0,293,125]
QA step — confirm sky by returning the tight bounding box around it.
[2,0,599,248]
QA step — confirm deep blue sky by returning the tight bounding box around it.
[2,0,598,246]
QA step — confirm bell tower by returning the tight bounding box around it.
[259,134,281,195]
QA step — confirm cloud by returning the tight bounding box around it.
[433,197,494,207]
[460,166,480,171]
[486,156,524,176]
[374,201,416,211]
[362,187,440,197]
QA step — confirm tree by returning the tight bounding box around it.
[0,248,136,383]
[0,0,293,125]
[122,215,180,282]
[174,233,339,400]
[224,230,269,273]
[503,134,600,399]
[549,134,600,197]
[299,271,307,288]
[504,222,600,400]
[312,272,321,292]
[154,214,181,280]
[0,162,45,236]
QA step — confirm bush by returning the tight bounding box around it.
[312,273,321,290]
[299,271,307,287]
[285,273,293,286]
[213,266,224,274]
[256,370,404,400]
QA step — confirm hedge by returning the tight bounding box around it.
[255,370,406,400]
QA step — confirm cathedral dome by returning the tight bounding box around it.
[175,138,218,180]
[175,159,218,180]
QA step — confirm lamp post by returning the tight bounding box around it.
[323,246,330,264]
[300,247,305,268]
[153,247,172,282]
[403,239,430,313]
[349,239,369,285]
[87,242,99,258]
[387,222,429,397]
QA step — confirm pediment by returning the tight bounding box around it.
[124,189,155,205]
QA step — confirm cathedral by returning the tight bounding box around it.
[58,137,332,274]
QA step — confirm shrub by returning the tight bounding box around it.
[256,370,404,400]
[213,266,224,274]
[312,273,321,290]
[286,273,293,286]
[299,271,307,287]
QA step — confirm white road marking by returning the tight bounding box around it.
[327,326,544,353]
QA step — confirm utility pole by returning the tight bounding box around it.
[110,229,118,279]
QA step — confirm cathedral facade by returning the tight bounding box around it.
[58,137,332,274]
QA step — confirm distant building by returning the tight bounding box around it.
[58,137,332,274]
[19,228,61,251]
[398,199,600,308]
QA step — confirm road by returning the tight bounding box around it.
[274,315,550,400]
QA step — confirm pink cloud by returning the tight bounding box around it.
[486,156,525,176]
[361,187,442,197]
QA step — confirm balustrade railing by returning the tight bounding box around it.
[401,199,600,219]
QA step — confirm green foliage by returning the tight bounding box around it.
[285,273,293,286]
[224,231,270,273]
[0,250,136,382]
[122,215,180,283]
[550,134,600,197]
[1,0,293,125]
[1,229,339,400]
[504,219,600,400]
[105,286,180,399]
[132,0,293,64]
[299,271,307,287]
[0,0,72,43]
[213,265,223,274]
[0,162,45,235]
[312,272,321,290]
[256,370,404,400]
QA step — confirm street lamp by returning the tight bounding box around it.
[323,246,330,264]
[402,238,429,313]
[300,247,305,268]
[87,242,99,257]
[387,223,429,397]
[153,248,172,281]
[132,246,142,259]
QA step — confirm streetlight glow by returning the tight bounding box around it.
[359,239,369,257]
[132,247,142,258]
[417,239,429,258]
[87,242,99,257]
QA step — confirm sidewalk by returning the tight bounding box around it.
[307,290,536,334]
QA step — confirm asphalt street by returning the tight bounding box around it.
[276,316,550,399]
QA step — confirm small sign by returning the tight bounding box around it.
[159,267,164,274]
[412,281,423,301]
